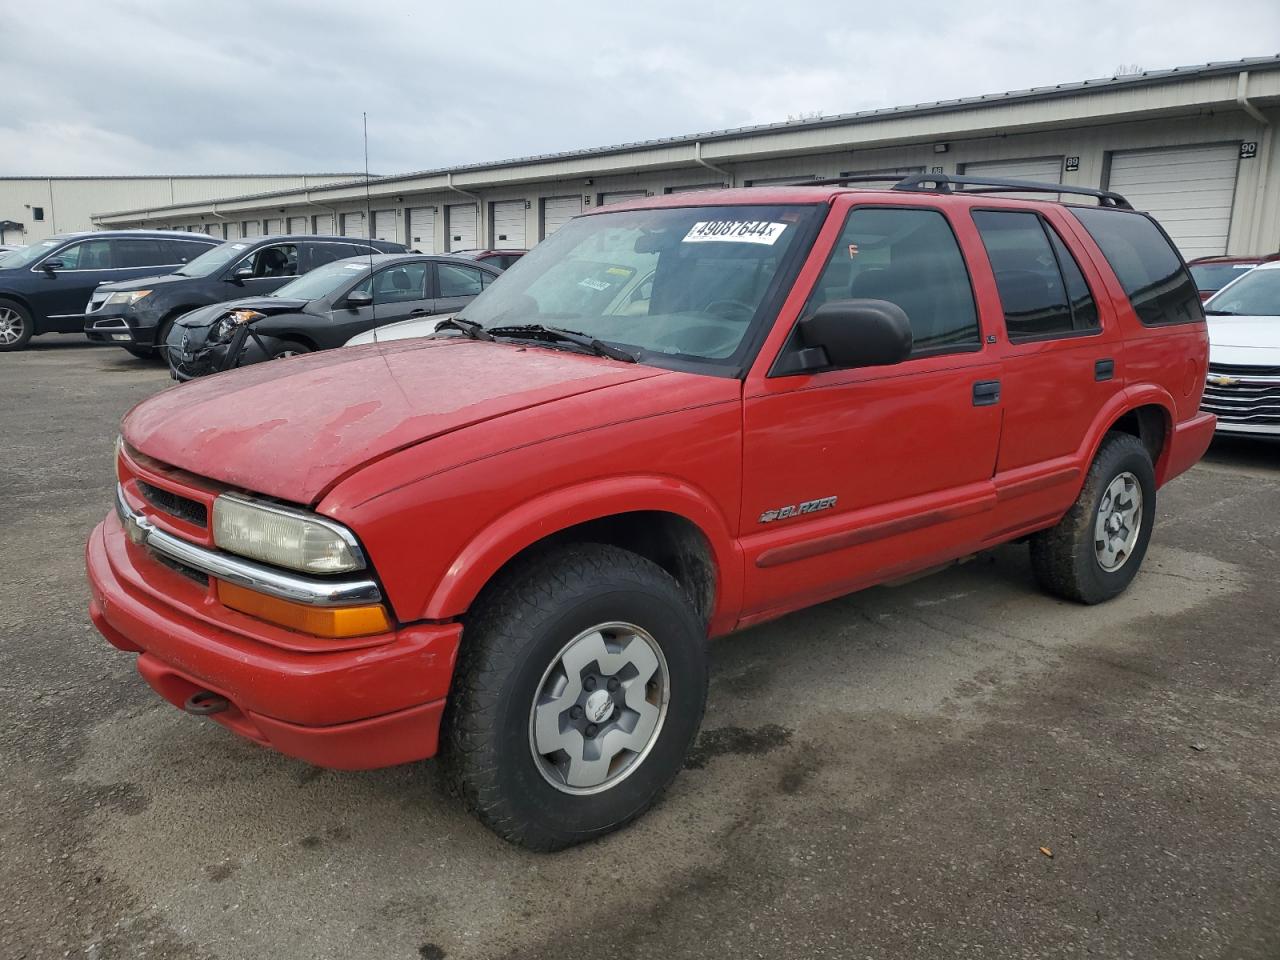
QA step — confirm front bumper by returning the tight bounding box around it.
[86,512,463,770]
[84,306,151,346]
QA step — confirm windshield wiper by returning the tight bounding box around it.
[486,324,639,363]
[1204,309,1237,316]
[433,316,493,341]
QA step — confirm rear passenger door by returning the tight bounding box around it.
[433,261,497,315]
[739,201,1005,619]
[969,208,1124,525]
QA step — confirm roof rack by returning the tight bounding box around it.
[783,173,1132,209]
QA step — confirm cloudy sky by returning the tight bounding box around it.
[2,0,1277,177]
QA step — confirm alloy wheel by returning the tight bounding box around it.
[0,307,24,345]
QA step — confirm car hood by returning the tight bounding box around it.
[96,272,190,293]
[174,296,312,328]
[345,313,452,346]
[1207,314,1280,365]
[122,338,671,504]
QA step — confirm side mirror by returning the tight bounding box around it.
[345,289,373,309]
[791,299,913,372]
[42,259,64,273]
[232,266,253,281]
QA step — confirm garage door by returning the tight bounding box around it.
[287,216,308,235]
[372,209,397,242]
[264,218,284,236]
[225,222,242,240]
[746,174,815,186]
[491,200,526,247]
[599,190,647,206]
[313,213,335,235]
[840,166,925,179]
[204,224,223,238]
[1106,144,1240,260]
[960,157,1062,199]
[446,203,478,251]
[542,196,581,238]
[408,207,436,252]
[242,220,262,238]
[341,212,366,238]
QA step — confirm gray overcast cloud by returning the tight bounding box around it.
[1,0,1277,177]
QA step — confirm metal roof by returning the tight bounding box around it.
[95,55,1280,219]
[0,173,365,181]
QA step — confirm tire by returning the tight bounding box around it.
[0,298,33,352]
[1030,431,1156,605]
[269,340,311,360]
[442,542,708,851]
[122,345,155,360]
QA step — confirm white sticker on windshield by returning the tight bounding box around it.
[682,221,788,245]
[231,243,247,250]
[344,263,367,269]
[578,278,611,291]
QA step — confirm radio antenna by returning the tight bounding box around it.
[363,111,375,329]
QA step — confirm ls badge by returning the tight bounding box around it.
[759,496,837,524]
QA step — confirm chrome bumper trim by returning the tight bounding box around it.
[114,484,382,606]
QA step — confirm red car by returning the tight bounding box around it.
[87,176,1215,850]
[1186,254,1280,301]
[445,248,525,270]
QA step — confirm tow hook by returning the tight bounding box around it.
[184,690,230,716]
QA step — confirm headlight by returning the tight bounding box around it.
[103,290,152,306]
[212,494,365,574]
[209,309,264,344]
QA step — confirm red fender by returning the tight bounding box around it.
[422,475,744,637]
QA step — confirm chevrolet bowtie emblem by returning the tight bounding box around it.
[1208,375,1237,387]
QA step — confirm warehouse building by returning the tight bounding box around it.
[92,56,1280,261]
[0,174,361,245]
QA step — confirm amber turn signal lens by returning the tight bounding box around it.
[216,581,392,638]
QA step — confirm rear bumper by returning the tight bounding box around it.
[86,515,462,770]
[1161,412,1217,484]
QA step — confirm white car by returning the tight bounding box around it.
[1202,260,1280,438]
[344,312,454,346]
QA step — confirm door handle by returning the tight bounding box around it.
[972,379,1001,406]
[1095,358,1115,382]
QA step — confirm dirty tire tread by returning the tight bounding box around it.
[1029,431,1155,605]
[441,542,707,851]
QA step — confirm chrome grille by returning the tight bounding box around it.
[1202,364,1280,425]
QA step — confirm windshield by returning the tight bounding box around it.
[1,239,65,269]
[1189,261,1256,291]
[175,240,256,277]
[270,259,370,300]
[1206,268,1280,316]
[459,204,818,365]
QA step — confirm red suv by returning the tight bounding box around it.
[87,176,1216,850]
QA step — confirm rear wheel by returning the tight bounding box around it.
[442,543,708,851]
[0,299,33,352]
[1029,432,1156,604]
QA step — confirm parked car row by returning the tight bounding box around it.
[0,229,525,357]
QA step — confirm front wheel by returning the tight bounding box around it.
[0,299,33,352]
[269,339,310,360]
[1029,431,1156,604]
[442,543,708,850]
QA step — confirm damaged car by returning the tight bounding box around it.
[165,253,501,379]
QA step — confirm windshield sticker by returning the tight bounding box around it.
[683,221,788,245]
[578,278,612,291]
[344,263,367,269]
[231,243,247,250]
[605,266,632,277]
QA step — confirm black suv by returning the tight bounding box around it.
[0,230,218,352]
[84,235,407,358]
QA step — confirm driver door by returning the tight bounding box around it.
[225,243,299,295]
[738,201,1004,622]
[329,261,432,341]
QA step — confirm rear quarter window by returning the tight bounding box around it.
[1069,207,1202,326]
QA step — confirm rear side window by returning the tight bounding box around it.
[438,263,487,298]
[114,239,172,268]
[163,240,210,264]
[806,206,979,354]
[1070,207,1201,326]
[972,210,1098,340]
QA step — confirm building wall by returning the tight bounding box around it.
[0,175,358,244]
[104,108,1279,260]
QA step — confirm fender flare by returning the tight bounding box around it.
[1079,384,1176,482]
[420,475,743,632]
